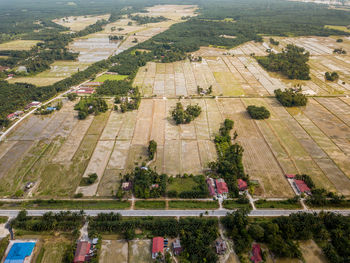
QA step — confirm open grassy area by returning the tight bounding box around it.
[223,200,252,210]
[168,200,219,209]
[306,200,350,209]
[134,200,166,209]
[0,200,131,210]
[255,199,302,209]
[325,25,350,33]
[94,74,128,82]
[0,237,9,262]
[167,177,199,193]
[36,239,70,263]
[0,40,40,50]
[0,217,8,224]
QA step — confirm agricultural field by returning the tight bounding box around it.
[52,14,110,32]
[94,74,128,82]
[1,94,350,198]
[8,61,90,86]
[0,40,40,50]
[100,240,128,263]
[135,36,350,97]
[128,240,152,263]
[34,238,70,263]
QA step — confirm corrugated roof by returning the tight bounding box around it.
[152,237,164,254]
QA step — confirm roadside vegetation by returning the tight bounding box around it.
[134,200,166,209]
[255,197,302,209]
[274,88,308,107]
[168,200,219,209]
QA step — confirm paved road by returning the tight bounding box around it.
[0,209,350,218]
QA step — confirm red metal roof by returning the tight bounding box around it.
[74,241,91,263]
[251,244,262,263]
[216,179,228,194]
[152,237,164,254]
[238,179,247,191]
[7,113,16,119]
[285,174,296,179]
[294,180,311,193]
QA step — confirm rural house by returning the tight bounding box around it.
[238,179,248,191]
[152,237,164,259]
[74,241,91,263]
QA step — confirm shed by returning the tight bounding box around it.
[251,244,262,263]
[206,178,216,196]
[238,179,248,191]
[74,241,91,263]
[216,179,228,195]
[285,174,296,179]
[172,239,182,255]
[152,237,164,259]
[294,180,311,195]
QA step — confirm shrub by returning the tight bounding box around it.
[247,105,270,119]
[148,140,157,160]
[325,71,339,81]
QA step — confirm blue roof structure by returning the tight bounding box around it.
[4,242,36,263]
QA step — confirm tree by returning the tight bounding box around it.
[274,88,307,107]
[247,105,270,119]
[171,102,202,125]
[325,71,339,81]
[148,140,157,160]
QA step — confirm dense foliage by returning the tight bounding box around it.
[209,119,246,197]
[96,79,133,96]
[74,96,108,119]
[325,71,339,81]
[148,140,157,160]
[257,45,310,80]
[171,102,202,125]
[11,210,85,231]
[247,105,270,120]
[131,167,167,198]
[129,14,168,25]
[274,88,308,107]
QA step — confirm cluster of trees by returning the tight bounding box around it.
[274,88,307,107]
[11,210,85,232]
[167,175,209,198]
[131,166,167,198]
[96,79,133,96]
[80,173,98,186]
[89,214,219,263]
[209,119,246,197]
[109,50,154,75]
[128,15,168,25]
[109,35,124,41]
[269,38,279,46]
[325,71,339,81]
[171,102,202,125]
[197,85,213,95]
[257,44,310,80]
[247,105,270,119]
[333,48,347,54]
[148,140,157,160]
[74,96,108,119]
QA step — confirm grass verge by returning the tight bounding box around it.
[0,200,131,210]
[168,201,219,209]
[255,199,302,209]
[223,200,252,210]
[134,201,166,210]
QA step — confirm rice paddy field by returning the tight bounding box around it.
[1,92,350,198]
[134,37,350,97]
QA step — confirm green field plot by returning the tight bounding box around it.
[36,239,70,263]
[134,200,166,209]
[168,200,219,209]
[223,200,252,210]
[0,200,130,210]
[255,199,302,209]
[325,25,350,33]
[167,177,198,193]
[0,40,40,50]
[94,74,129,82]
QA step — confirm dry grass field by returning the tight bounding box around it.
[299,240,328,263]
[52,14,110,32]
[0,40,41,50]
[100,240,128,263]
[128,240,152,263]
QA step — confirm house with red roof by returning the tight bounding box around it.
[250,244,262,263]
[216,179,228,196]
[294,180,311,195]
[74,241,91,263]
[285,174,295,179]
[152,237,164,259]
[206,178,216,196]
[238,179,248,191]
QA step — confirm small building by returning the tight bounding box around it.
[46,107,56,111]
[122,181,132,191]
[285,174,295,179]
[206,178,216,196]
[250,244,262,263]
[25,101,41,109]
[151,184,159,189]
[172,239,182,256]
[0,66,9,72]
[238,179,248,191]
[152,237,164,259]
[216,179,229,196]
[7,113,16,120]
[74,241,91,263]
[84,82,102,87]
[294,179,311,195]
[7,74,14,78]
[215,239,227,255]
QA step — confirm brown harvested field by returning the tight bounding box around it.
[128,240,152,263]
[300,240,328,263]
[100,240,128,263]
